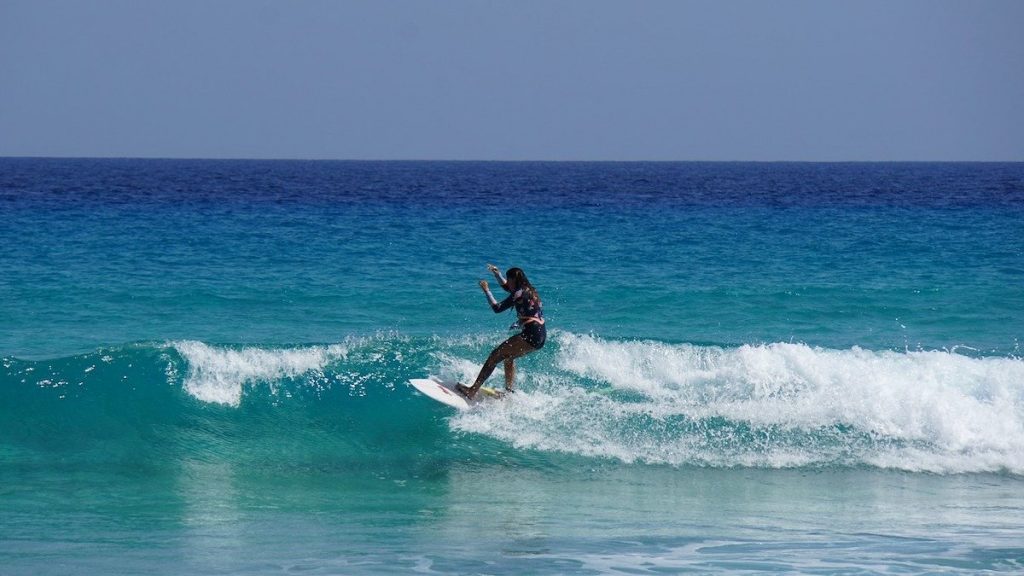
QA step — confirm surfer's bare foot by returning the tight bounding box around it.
[455,383,475,399]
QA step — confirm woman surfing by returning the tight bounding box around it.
[456,264,546,400]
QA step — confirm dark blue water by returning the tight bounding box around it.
[2,159,1024,573]
[3,159,1022,356]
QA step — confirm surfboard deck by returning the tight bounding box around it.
[408,377,503,410]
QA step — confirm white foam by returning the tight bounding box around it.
[450,332,1024,474]
[172,341,348,406]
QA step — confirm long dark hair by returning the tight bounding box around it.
[506,268,540,303]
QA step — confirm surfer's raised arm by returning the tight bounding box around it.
[487,263,510,292]
[479,280,512,313]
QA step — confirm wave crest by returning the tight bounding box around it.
[173,340,350,406]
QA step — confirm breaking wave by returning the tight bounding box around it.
[3,332,1022,474]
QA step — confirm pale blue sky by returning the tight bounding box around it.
[1,1,1022,161]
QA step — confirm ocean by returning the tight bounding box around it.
[2,158,1023,574]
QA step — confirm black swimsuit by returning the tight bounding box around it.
[492,288,546,349]
[518,319,547,349]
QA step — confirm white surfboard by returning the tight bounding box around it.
[408,377,503,410]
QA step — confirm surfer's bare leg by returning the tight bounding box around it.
[504,358,515,391]
[458,335,535,399]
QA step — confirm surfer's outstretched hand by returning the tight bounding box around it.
[479,280,490,291]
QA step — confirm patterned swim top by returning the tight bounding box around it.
[491,288,544,323]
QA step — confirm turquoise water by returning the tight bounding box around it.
[2,159,1023,573]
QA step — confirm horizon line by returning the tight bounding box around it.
[2,155,1021,164]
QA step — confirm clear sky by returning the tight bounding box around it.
[1,0,1022,161]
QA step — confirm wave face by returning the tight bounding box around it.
[3,332,1022,475]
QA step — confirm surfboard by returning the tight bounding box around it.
[408,377,503,410]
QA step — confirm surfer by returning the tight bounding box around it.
[456,265,546,400]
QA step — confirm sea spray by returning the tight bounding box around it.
[454,333,1024,473]
[174,340,350,406]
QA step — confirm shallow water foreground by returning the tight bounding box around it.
[3,460,1022,574]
